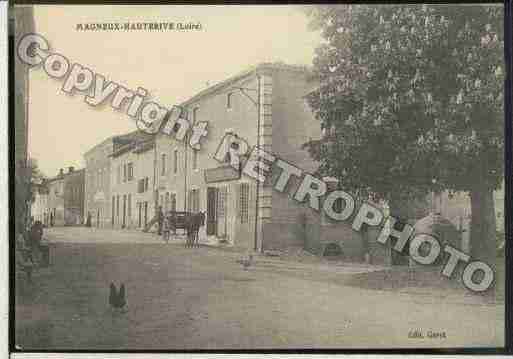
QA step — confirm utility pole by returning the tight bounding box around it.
[236,74,262,253]
[184,131,188,212]
[153,135,158,216]
[254,74,261,252]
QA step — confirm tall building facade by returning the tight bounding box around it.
[46,167,85,226]
[154,63,323,251]
[84,137,114,228]
[11,5,34,234]
[109,131,155,229]
[30,181,49,225]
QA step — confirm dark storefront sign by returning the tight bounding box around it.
[204,165,240,183]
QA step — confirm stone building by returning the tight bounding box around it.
[153,63,324,251]
[84,137,114,228]
[84,61,506,263]
[109,131,155,229]
[46,170,65,226]
[30,181,49,226]
[10,5,34,234]
[64,167,85,225]
[46,167,85,226]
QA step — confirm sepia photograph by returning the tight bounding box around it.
[11,3,506,351]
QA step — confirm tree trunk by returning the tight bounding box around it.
[469,187,496,269]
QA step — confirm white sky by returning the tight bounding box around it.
[26,5,322,177]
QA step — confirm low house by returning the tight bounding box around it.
[46,167,84,226]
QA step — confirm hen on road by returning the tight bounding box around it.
[109,282,127,313]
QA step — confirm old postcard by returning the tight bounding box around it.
[11,3,506,351]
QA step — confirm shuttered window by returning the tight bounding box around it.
[173,150,178,174]
[188,189,200,213]
[239,183,249,224]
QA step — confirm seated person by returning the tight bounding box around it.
[16,231,33,282]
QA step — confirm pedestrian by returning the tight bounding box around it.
[157,206,163,236]
[162,213,171,243]
[28,221,43,263]
[16,230,33,282]
[86,212,92,227]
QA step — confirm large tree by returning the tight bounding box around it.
[304,5,504,265]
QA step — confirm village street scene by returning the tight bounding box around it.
[12,4,506,351]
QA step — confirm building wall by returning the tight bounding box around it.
[110,149,138,229]
[11,6,34,234]
[47,177,65,226]
[84,138,113,228]
[155,73,261,247]
[133,146,156,229]
[31,188,48,225]
[64,169,85,225]
[264,67,325,250]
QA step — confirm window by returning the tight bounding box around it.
[127,194,131,218]
[165,192,170,212]
[227,93,233,109]
[116,195,120,217]
[193,150,198,170]
[192,107,199,123]
[161,154,166,175]
[123,163,127,182]
[173,150,178,174]
[117,165,121,184]
[127,163,134,181]
[239,183,249,224]
[144,177,149,191]
[170,193,177,212]
[138,179,145,193]
[188,189,200,213]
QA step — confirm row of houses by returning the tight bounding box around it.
[32,62,504,265]
[31,167,85,227]
[84,63,321,253]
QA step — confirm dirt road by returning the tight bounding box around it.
[14,227,504,350]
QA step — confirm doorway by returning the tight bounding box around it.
[138,203,142,228]
[170,194,176,212]
[122,194,127,228]
[144,202,148,227]
[217,186,227,238]
[206,187,218,236]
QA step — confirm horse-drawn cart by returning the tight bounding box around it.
[164,211,205,247]
[166,211,190,234]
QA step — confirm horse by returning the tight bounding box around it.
[185,212,205,248]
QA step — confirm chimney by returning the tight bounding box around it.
[68,166,74,173]
[59,168,64,176]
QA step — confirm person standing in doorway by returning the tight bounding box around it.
[86,211,92,227]
[157,206,163,235]
[162,213,171,243]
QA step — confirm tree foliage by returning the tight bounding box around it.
[305,5,504,204]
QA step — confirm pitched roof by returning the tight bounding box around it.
[180,62,312,108]
[111,130,156,158]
